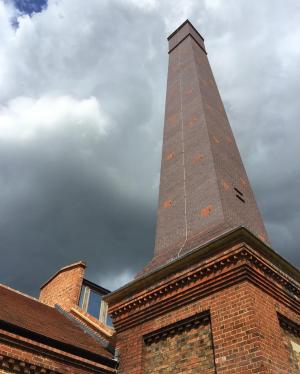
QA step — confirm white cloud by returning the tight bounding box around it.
[0,95,109,141]
[161,0,204,33]
[203,0,222,10]
[124,0,158,11]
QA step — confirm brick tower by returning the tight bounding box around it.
[142,20,268,274]
[105,20,300,373]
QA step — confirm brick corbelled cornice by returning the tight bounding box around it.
[0,353,59,373]
[0,327,117,374]
[109,244,299,332]
[106,227,299,300]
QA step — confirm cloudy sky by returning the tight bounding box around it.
[0,0,299,296]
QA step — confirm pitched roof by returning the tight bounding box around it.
[0,284,114,363]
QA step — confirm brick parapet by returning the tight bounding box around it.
[39,262,85,311]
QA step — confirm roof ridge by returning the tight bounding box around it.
[0,283,50,307]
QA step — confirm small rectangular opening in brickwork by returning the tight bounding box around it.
[278,313,300,373]
[143,312,216,374]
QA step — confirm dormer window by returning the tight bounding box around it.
[79,279,113,327]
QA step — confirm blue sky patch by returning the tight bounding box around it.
[13,0,47,15]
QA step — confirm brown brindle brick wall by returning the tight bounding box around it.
[39,263,85,311]
[115,281,300,374]
[281,329,300,373]
[143,319,215,374]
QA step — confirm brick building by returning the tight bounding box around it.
[1,19,300,374]
[105,20,300,373]
[0,262,118,373]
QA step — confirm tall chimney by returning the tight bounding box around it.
[142,20,268,274]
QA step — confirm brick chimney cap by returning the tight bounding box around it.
[40,260,86,290]
[167,19,204,42]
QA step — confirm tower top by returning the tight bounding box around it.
[167,20,206,54]
[140,21,269,274]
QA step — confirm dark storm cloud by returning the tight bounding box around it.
[0,133,156,294]
[0,0,166,293]
[0,0,299,296]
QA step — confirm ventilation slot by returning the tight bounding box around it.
[234,187,243,196]
[234,187,245,203]
[236,194,245,203]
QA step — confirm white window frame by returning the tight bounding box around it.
[80,285,109,324]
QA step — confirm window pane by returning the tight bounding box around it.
[87,290,102,319]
